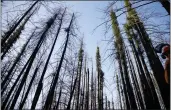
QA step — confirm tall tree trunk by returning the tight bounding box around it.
[75,41,84,110]
[112,98,115,110]
[1,1,38,46]
[66,39,84,110]
[124,44,145,109]
[1,8,36,59]
[1,29,35,90]
[96,47,104,110]
[66,70,77,110]
[19,62,41,109]
[66,74,78,110]
[116,51,129,109]
[2,57,30,110]
[105,96,107,110]
[116,74,122,109]
[110,10,137,109]
[85,68,90,110]
[94,76,97,110]
[87,68,90,110]
[1,60,12,79]
[9,13,57,110]
[54,86,62,110]
[159,0,170,15]
[90,65,93,110]
[1,67,17,97]
[108,101,110,109]
[124,1,170,108]
[129,24,160,109]
[30,9,64,109]
[43,13,74,110]
[81,62,86,110]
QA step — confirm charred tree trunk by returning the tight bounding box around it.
[110,10,137,109]
[2,57,30,110]
[75,41,84,110]
[130,25,160,109]
[9,13,57,110]
[66,74,78,110]
[116,51,129,109]
[94,76,97,110]
[105,96,107,110]
[1,1,38,46]
[54,86,62,109]
[116,74,122,109]
[124,44,145,109]
[30,9,64,109]
[90,66,93,110]
[112,98,114,110]
[2,30,35,90]
[159,0,170,15]
[43,13,74,110]
[19,62,41,109]
[85,68,90,110]
[96,47,104,110]
[1,9,36,59]
[124,1,170,108]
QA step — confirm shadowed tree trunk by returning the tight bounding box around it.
[19,61,42,109]
[1,8,37,59]
[66,61,76,110]
[43,13,75,110]
[30,8,65,109]
[9,12,58,110]
[116,74,122,109]
[159,0,170,15]
[1,1,38,46]
[96,47,104,110]
[125,22,161,109]
[124,0,170,108]
[112,98,114,110]
[110,9,137,109]
[1,29,36,90]
[54,86,62,109]
[66,39,84,110]
[90,65,94,110]
[75,41,84,110]
[2,56,31,110]
[85,68,90,110]
[105,96,107,110]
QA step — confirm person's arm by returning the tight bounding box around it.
[164,59,170,84]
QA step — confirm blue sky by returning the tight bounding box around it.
[64,1,118,102]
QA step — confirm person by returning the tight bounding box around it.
[162,46,170,84]
[155,44,170,109]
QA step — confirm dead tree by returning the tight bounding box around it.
[1,1,38,46]
[43,13,75,110]
[1,29,36,91]
[1,8,37,59]
[30,8,65,109]
[9,12,58,110]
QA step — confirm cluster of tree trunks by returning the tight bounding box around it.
[109,0,170,109]
[1,0,169,109]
